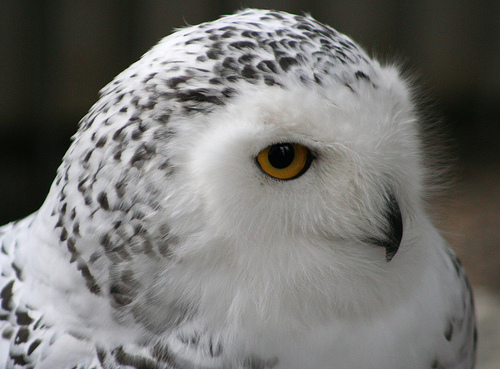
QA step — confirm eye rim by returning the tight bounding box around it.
[256,142,313,180]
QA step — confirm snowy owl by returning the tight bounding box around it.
[0,9,476,369]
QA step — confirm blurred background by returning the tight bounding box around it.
[0,1,499,367]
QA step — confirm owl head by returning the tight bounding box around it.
[45,9,432,332]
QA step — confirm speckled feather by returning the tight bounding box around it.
[0,9,476,369]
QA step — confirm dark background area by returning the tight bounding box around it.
[1,1,499,290]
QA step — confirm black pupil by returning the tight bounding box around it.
[268,144,295,169]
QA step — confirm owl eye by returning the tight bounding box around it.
[256,143,312,180]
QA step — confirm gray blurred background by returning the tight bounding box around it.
[1,0,499,366]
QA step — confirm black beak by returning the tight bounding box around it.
[371,192,403,262]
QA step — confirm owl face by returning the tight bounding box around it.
[138,72,425,325]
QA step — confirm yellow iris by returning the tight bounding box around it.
[257,143,311,180]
